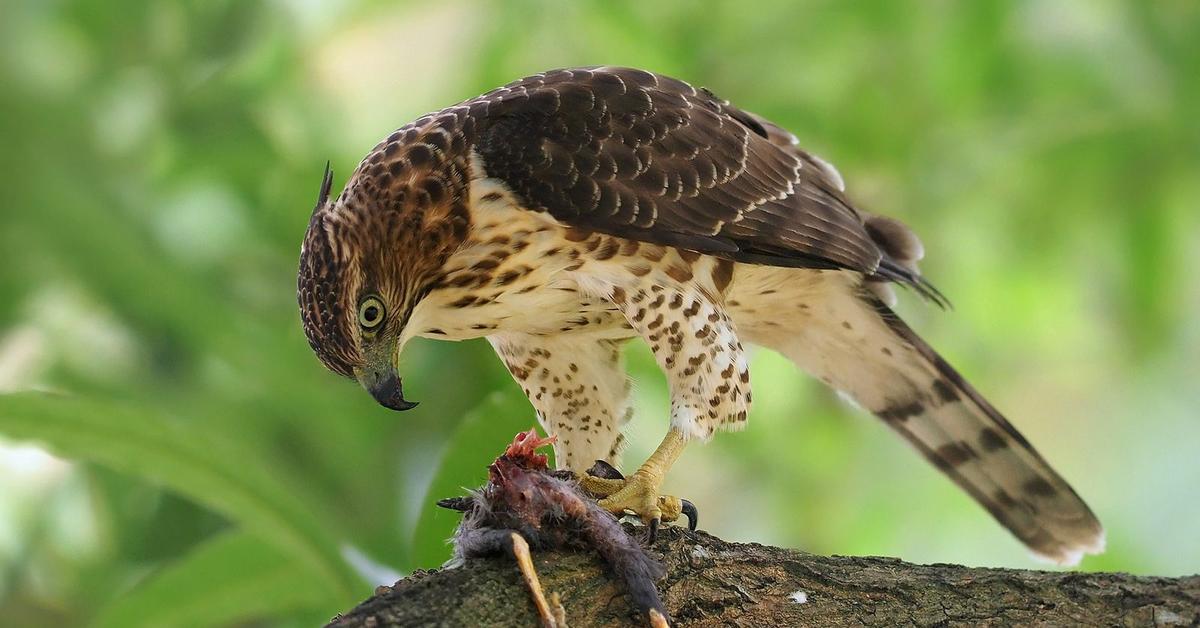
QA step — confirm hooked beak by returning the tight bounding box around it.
[358,368,418,411]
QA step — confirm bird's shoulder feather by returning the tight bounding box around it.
[460,66,883,275]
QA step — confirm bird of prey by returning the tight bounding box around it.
[298,66,1103,565]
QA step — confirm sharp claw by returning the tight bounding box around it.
[436,496,474,512]
[647,517,660,544]
[680,499,698,531]
[585,459,625,480]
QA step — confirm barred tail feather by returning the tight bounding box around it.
[777,283,1104,564]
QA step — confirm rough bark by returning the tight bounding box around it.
[328,526,1198,627]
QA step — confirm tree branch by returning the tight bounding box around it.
[327,526,1198,626]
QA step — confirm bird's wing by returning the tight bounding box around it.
[467,66,883,275]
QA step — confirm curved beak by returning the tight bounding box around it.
[358,369,418,411]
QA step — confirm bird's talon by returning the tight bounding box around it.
[680,499,698,531]
[591,470,695,543]
[586,459,625,481]
[585,431,694,543]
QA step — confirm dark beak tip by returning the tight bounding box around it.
[381,394,419,412]
[368,373,419,412]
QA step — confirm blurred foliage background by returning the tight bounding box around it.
[1,0,1197,625]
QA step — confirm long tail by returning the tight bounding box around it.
[779,281,1104,564]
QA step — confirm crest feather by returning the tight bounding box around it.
[314,161,334,215]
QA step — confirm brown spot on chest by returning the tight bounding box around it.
[711,259,735,294]
[472,258,501,271]
[564,228,592,242]
[594,238,620,260]
[641,246,666,262]
[450,295,484,308]
[666,264,693,283]
[495,269,523,286]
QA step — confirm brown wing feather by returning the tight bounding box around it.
[468,66,883,275]
[733,106,948,306]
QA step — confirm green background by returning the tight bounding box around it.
[2,1,1198,625]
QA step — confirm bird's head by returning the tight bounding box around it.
[297,151,470,411]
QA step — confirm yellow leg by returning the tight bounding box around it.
[581,429,689,526]
[510,532,566,628]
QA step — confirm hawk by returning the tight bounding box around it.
[298,67,1103,564]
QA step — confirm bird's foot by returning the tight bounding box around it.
[581,461,697,541]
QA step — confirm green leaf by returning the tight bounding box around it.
[409,390,535,569]
[92,530,331,628]
[0,392,364,604]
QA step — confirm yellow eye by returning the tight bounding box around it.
[358,296,386,329]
